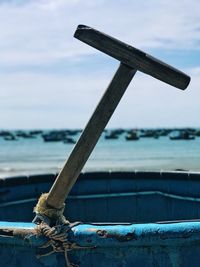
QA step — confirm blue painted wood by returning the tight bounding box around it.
[1,171,200,265]
[0,221,200,266]
[1,171,200,222]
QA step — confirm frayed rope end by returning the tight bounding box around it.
[33,193,69,226]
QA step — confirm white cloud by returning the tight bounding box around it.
[0,67,113,128]
[0,65,198,129]
[108,66,200,128]
[0,0,199,67]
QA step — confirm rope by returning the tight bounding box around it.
[33,193,69,226]
[36,222,86,267]
[33,193,77,266]
[34,193,94,266]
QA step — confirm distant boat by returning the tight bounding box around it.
[42,134,62,142]
[169,130,195,140]
[16,132,36,139]
[0,131,11,136]
[125,130,139,140]
[29,130,43,135]
[105,131,119,139]
[42,131,65,142]
[3,134,17,141]
[63,137,76,144]
[140,129,159,138]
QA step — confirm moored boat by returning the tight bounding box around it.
[169,130,195,140]
[125,130,139,140]
[1,171,200,266]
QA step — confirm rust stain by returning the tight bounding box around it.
[0,228,36,239]
[13,228,36,239]
[96,229,136,242]
[97,230,107,237]
[0,228,14,237]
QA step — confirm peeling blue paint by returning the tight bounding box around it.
[0,221,200,266]
[1,171,200,266]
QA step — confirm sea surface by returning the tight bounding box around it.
[0,130,200,178]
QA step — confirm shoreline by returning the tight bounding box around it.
[1,164,200,179]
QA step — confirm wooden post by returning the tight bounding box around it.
[46,63,136,208]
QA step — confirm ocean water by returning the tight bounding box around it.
[0,131,200,178]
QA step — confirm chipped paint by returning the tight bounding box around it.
[96,229,136,242]
[0,221,200,266]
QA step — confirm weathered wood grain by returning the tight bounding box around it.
[47,64,136,208]
[74,25,190,90]
[46,24,191,210]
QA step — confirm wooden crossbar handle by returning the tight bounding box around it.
[74,25,190,90]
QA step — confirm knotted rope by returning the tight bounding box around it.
[33,193,69,226]
[36,222,82,267]
[33,193,90,267]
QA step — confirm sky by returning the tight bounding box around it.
[0,0,200,129]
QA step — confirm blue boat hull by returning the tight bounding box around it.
[1,220,200,266]
[1,171,200,266]
[1,171,200,223]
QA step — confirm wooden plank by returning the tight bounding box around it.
[74,25,190,90]
[47,64,136,208]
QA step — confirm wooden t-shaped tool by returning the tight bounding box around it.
[46,25,190,209]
